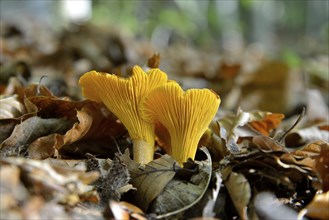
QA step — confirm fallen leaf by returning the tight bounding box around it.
[314,142,329,191]
[298,191,329,220]
[252,135,285,152]
[249,112,285,136]
[1,157,99,206]
[95,154,131,204]
[28,103,126,159]
[151,148,212,217]
[0,95,26,119]
[238,61,305,114]
[217,61,241,80]
[0,118,20,143]
[147,53,160,68]
[27,96,88,119]
[0,163,28,211]
[223,168,251,220]
[109,201,147,220]
[0,116,73,157]
[121,150,176,212]
[216,109,250,153]
[16,84,54,100]
[285,125,329,148]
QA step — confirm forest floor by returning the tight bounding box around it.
[1,22,328,220]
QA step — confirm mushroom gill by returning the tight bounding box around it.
[141,82,221,166]
[79,65,168,164]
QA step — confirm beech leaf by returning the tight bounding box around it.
[121,150,177,212]
[216,109,250,153]
[0,95,26,119]
[0,116,73,157]
[151,147,212,217]
[223,168,251,220]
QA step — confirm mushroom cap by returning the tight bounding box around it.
[79,65,168,146]
[141,82,221,165]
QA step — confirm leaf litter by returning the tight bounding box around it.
[0,22,328,220]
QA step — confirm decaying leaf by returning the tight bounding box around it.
[121,150,176,212]
[109,201,147,220]
[238,61,305,114]
[280,140,325,172]
[216,109,250,153]
[285,125,329,148]
[223,168,251,220]
[249,112,285,136]
[151,148,212,218]
[148,53,160,68]
[0,157,100,219]
[252,135,285,152]
[0,118,20,143]
[0,95,26,119]
[4,157,99,201]
[0,164,28,214]
[314,142,329,191]
[28,102,126,159]
[0,116,73,157]
[94,153,132,205]
[213,109,284,154]
[298,191,329,220]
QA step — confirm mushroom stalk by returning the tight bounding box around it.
[133,139,154,165]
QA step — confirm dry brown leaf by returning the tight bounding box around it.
[238,61,305,114]
[94,154,132,204]
[152,148,212,218]
[1,157,99,206]
[0,116,73,157]
[16,84,54,99]
[147,53,160,68]
[285,125,329,148]
[109,201,147,220]
[0,118,20,143]
[217,61,241,80]
[315,142,329,191]
[28,96,88,119]
[223,168,251,220]
[216,109,250,153]
[0,95,26,119]
[249,113,285,136]
[121,150,176,212]
[252,135,285,152]
[298,191,329,220]
[28,102,126,159]
[0,163,28,211]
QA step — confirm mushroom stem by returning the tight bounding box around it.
[133,139,154,164]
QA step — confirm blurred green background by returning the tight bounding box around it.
[1,0,328,56]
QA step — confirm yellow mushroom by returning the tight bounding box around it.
[141,82,221,166]
[79,65,168,164]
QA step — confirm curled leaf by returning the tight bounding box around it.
[121,150,176,212]
[223,168,251,220]
[249,112,285,136]
[152,147,212,218]
[0,95,26,119]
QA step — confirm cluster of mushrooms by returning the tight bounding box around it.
[79,66,220,166]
